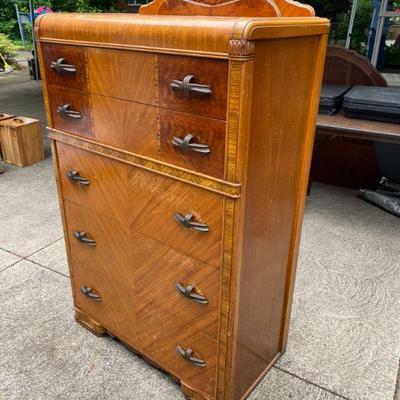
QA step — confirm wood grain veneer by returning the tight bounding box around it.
[47,86,93,138]
[87,48,158,106]
[41,43,88,91]
[37,2,329,398]
[128,166,224,268]
[158,54,228,120]
[160,109,226,179]
[91,94,160,159]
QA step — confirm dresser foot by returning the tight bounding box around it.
[181,382,209,400]
[75,307,106,336]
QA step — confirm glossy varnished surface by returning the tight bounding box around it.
[158,55,228,120]
[41,43,87,91]
[91,95,160,159]
[47,86,93,138]
[38,5,330,399]
[128,167,224,268]
[57,143,130,227]
[88,48,158,106]
[160,109,226,179]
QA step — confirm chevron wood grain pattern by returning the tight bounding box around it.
[41,43,88,91]
[128,166,224,268]
[135,302,218,399]
[47,86,94,138]
[158,55,229,120]
[38,5,330,399]
[57,142,130,227]
[131,230,221,339]
[160,109,226,179]
[87,48,158,106]
[91,94,160,159]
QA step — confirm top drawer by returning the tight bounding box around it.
[158,55,228,120]
[41,43,87,92]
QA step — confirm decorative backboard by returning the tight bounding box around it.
[139,0,315,17]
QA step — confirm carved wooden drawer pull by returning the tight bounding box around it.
[176,345,206,368]
[57,104,82,119]
[175,282,208,304]
[50,58,77,73]
[174,213,209,232]
[172,134,211,155]
[80,286,102,302]
[67,170,90,186]
[170,75,212,96]
[74,231,96,246]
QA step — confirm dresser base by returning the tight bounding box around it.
[75,307,106,336]
[74,307,210,400]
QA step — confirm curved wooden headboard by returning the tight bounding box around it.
[139,0,315,17]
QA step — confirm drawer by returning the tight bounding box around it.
[87,48,158,106]
[131,231,220,339]
[129,167,223,268]
[48,86,93,138]
[160,109,226,179]
[41,43,87,91]
[136,303,217,399]
[91,94,159,159]
[64,201,137,343]
[57,143,130,227]
[158,55,228,120]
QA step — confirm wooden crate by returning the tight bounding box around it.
[0,113,14,159]
[0,117,45,167]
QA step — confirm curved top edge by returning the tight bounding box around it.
[35,13,329,55]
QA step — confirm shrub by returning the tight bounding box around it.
[0,33,18,69]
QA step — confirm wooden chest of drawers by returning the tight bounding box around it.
[36,1,329,398]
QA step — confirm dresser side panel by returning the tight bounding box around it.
[232,34,327,399]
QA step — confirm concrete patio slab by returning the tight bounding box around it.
[250,368,343,400]
[0,260,184,400]
[0,159,63,257]
[277,184,400,400]
[0,259,346,400]
[28,239,69,277]
[0,249,21,273]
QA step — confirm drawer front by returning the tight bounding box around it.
[41,43,87,91]
[131,231,220,339]
[136,303,217,399]
[57,143,130,227]
[48,86,93,137]
[160,109,226,179]
[129,167,223,268]
[91,94,159,159]
[88,48,158,106]
[64,201,137,343]
[158,55,228,120]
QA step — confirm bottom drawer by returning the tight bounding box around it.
[136,303,218,399]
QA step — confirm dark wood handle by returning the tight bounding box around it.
[74,231,96,246]
[51,58,77,73]
[80,286,102,302]
[176,345,206,368]
[175,282,208,304]
[172,134,211,154]
[170,75,212,96]
[57,104,82,119]
[174,213,209,232]
[67,170,90,186]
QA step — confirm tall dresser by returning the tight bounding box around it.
[36,2,329,399]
